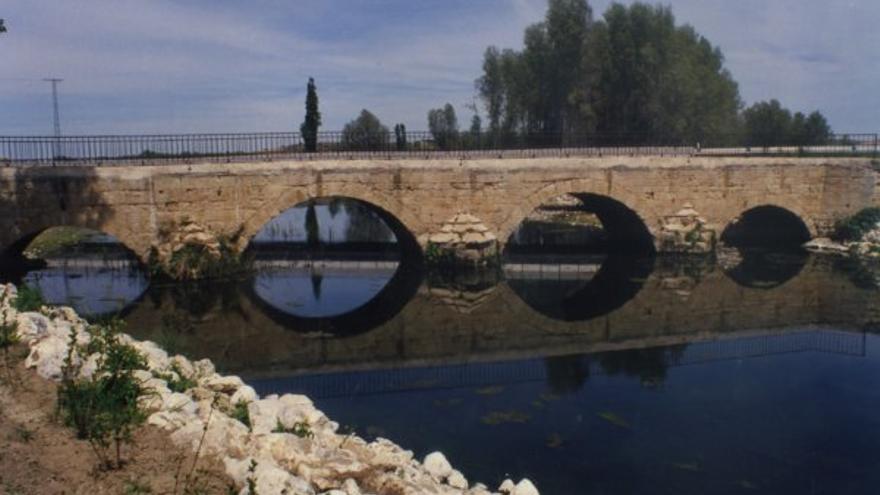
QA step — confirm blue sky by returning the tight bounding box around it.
[1,0,877,135]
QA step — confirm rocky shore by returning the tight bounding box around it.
[1,283,539,495]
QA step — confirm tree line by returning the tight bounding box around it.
[296,0,833,151]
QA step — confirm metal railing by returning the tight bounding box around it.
[1,131,877,166]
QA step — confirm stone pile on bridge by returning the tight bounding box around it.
[425,213,499,265]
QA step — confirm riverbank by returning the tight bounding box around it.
[1,284,538,495]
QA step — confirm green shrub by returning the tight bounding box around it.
[153,362,197,393]
[834,207,880,241]
[272,418,313,438]
[230,400,251,429]
[13,284,45,312]
[57,319,149,469]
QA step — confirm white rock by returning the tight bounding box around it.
[499,479,516,494]
[514,479,539,495]
[170,355,195,377]
[231,385,258,405]
[424,451,453,480]
[133,340,170,370]
[192,358,215,378]
[447,469,468,489]
[25,335,69,380]
[171,413,249,458]
[203,374,246,394]
[229,458,315,495]
[14,312,51,342]
[341,478,361,495]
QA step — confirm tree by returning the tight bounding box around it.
[305,199,320,247]
[0,19,6,34]
[342,109,389,151]
[300,78,321,152]
[394,123,407,151]
[428,103,459,149]
[803,111,831,145]
[743,100,792,147]
[590,3,741,144]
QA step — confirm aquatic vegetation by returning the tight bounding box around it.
[833,207,880,241]
[475,386,505,396]
[597,411,632,429]
[481,410,531,425]
[669,461,701,472]
[545,433,564,449]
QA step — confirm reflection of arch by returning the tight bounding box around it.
[243,190,424,258]
[243,263,424,337]
[499,180,655,254]
[721,205,813,248]
[506,254,655,321]
[723,250,809,290]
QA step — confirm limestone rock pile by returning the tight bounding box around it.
[1,283,540,495]
[427,214,498,265]
[656,203,715,254]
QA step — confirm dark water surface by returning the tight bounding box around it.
[4,247,880,495]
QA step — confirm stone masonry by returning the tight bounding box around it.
[0,156,877,261]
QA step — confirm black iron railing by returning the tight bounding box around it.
[0,131,877,165]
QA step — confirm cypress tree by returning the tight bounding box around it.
[300,77,321,152]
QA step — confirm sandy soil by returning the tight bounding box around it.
[0,345,232,495]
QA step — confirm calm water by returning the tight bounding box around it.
[4,238,880,494]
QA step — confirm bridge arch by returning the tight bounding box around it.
[721,204,814,248]
[498,179,656,253]
[241,186,425,257]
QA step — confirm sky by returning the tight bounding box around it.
[1,0,877,135]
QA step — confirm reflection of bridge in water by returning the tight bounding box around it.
[250,328,867,399]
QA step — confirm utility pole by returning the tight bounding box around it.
[43,78,63,158]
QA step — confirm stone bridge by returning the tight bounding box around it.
[0,155,877,260]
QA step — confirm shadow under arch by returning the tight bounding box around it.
[0,226,150,317]
[242,196,425,337]
[506,254,655,321]
[503,192,656,321]
[721,205,811,248]
[720,205,811,289]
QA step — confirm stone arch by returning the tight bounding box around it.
[721,204,814,248]
[497,179,656,253]
[2,223,144,263]
[241,185,424,258]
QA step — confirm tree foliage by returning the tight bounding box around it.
[743,99,831,148]
[0,19,6,34]
[477,0,743,145]
[394,123,407,150]
[342,109,389,151]
[428,103,459,149]
[300,77,321,152]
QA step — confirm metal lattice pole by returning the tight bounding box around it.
[43,78,63,159]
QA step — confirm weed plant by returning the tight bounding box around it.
[12,284,44,312]
[57,319,149,469]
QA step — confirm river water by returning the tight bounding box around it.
[4,218,880,494]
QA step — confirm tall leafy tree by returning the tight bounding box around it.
[428,103,459,149]
[743,100,792,147]
[590,3,741,144]
[342,109,389,151]
[300,78,321,152]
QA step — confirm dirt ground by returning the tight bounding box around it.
[0,345,233,495]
